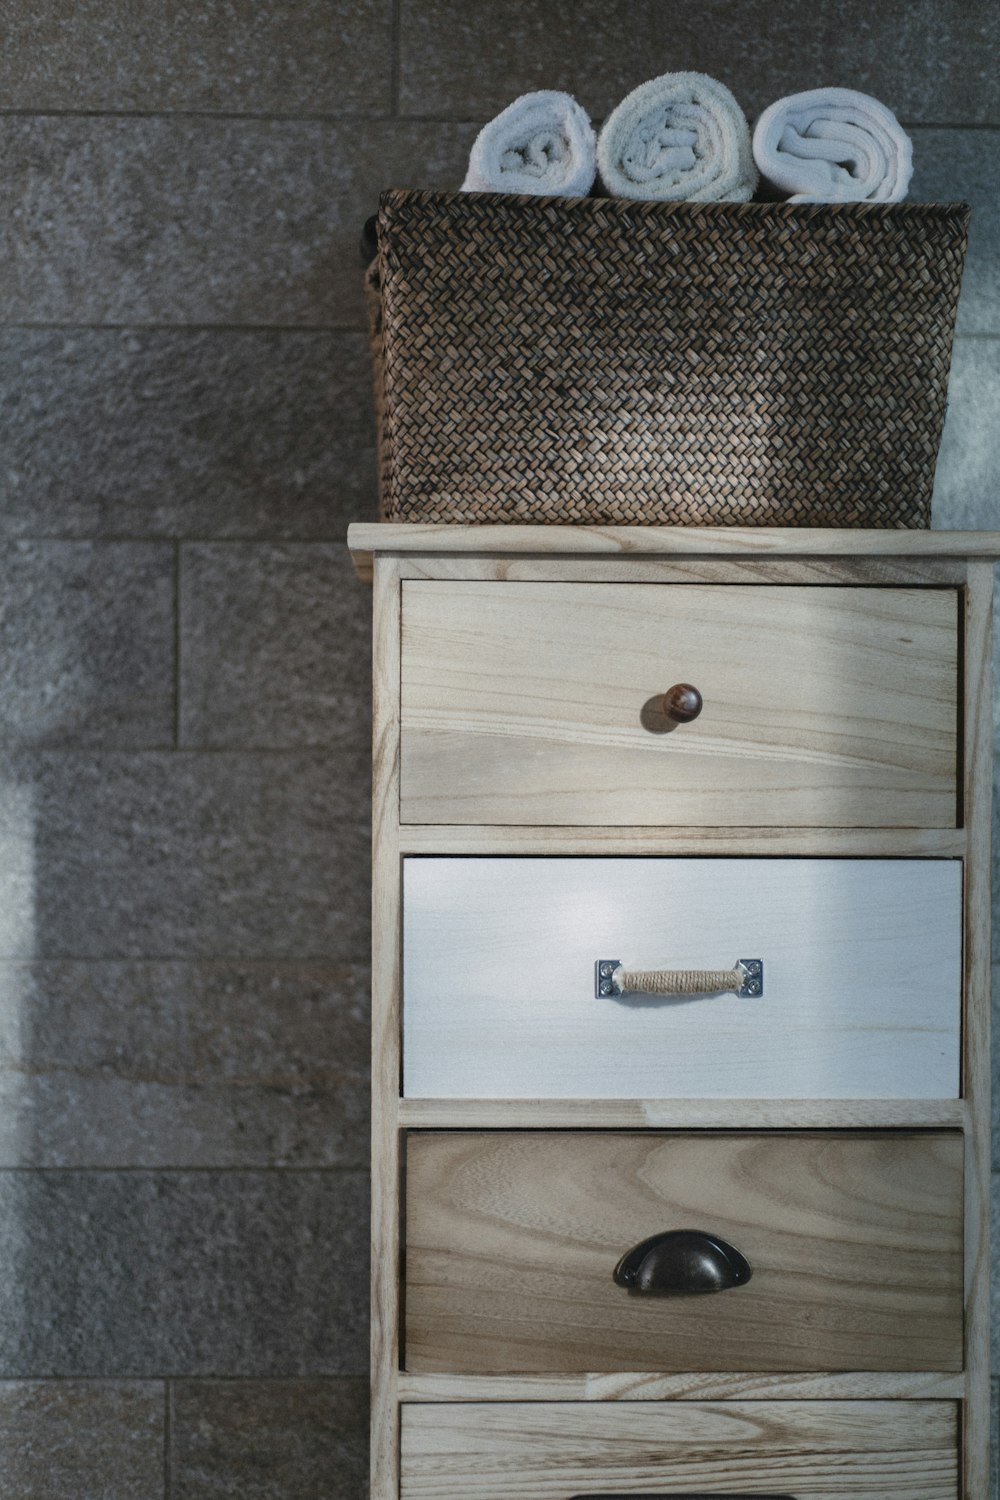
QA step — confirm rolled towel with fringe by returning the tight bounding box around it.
[753,87,913,202]
[462,90,596,196]
[597,71,757,202]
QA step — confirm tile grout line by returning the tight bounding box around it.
[0,322,369,333]
[0,536,358,546]
[0,957,373,965]
[0,106,992,128]
[164,1380,172,1500]
[0,746,374,756]
[0,1165,369,1174]
[0,1375,370,1383]
[389,0,401,116]
[173,542,182,750]
[0,323,995,338]
[0,952,370,962]
[0,107,472,123]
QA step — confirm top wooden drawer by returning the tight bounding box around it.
[400,583,959,827]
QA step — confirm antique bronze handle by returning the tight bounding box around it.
[613,1229,752,1295]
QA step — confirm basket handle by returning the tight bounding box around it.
[360,214,379,267]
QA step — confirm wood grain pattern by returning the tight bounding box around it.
[397,554,971,586]
[403,858,962,1100]
[398,1098,968,1130]
[398,1370,966,1401]
[404,1132,964,1375]
[399,1400,959,1499]
[400,823,967,856]
[961,563,993,1500]
[400,583,958,826]
[348,519,1000,576]
[369,556,402,1500]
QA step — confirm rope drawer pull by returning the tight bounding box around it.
[595,958,763,999]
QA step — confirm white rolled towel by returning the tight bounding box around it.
[753,87,913,203]
[597,71,757,202]
[461,90,596,197]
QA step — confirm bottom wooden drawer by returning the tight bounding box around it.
[400,1401,958,1499]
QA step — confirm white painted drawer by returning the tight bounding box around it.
[402,858,962,1099]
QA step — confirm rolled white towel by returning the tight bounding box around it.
[753,87,913,203]
[597,71,757,202]
[461,90,596,197]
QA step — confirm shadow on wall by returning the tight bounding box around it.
[0,535,374,1397]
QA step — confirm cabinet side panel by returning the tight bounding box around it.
[962,563,993,1500]
[371,556,402,1500]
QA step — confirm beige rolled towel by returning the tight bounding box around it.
[597,71,757,202]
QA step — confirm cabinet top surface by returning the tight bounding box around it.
[348,522,1000,578]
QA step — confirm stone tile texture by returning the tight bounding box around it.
[0,962,370,1168]
[0,118,476,327]
[993,966,1000,1174]
[0,1380,164,1499]
[169,1379,368,1499]
[0,751,369,960]
[0,329,377,540]
[993,1172,1000,1375]
[932,339,1000,529]
[398,0,1000,124]
[0,542,174,746]
[180,544,371,748]
[909,129,1000,336]
[0,0,392,114]
[0,1171,368,1376]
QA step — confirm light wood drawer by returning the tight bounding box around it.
[399,582,959,827]
[400,1400,958,1499]
[403,857,962,1100]
[404,1132,963,1374]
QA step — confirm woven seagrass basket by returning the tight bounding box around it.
[367,189,969,527]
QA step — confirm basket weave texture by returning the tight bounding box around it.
[368,190,969,528]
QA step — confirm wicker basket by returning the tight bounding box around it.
[367,190,969,527]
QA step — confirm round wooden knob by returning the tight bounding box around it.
[663,683,703,723]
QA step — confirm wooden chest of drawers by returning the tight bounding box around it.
[350,524,997,1500]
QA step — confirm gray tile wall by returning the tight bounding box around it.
[0,4,996,1495]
